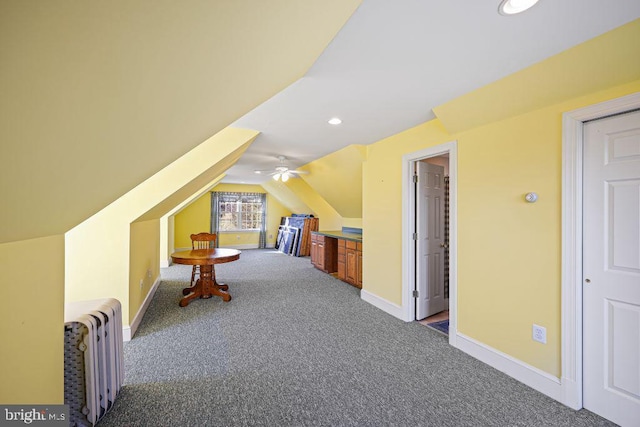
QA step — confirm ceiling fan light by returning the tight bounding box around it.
[328,117,342,125]
[498,0,539,15]
[273,173,281,181]
[281,173,290,182]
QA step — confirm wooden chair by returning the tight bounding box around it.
[190,232,217,287]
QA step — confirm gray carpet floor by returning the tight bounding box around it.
[100,249,613,427]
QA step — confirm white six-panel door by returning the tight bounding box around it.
[583,110,640,427]
[416,161,445,320]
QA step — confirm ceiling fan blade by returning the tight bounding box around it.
[289,170,309,175]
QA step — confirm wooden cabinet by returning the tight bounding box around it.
[311,232,362,288]
[310,233,337,273]
[345,240,362,289]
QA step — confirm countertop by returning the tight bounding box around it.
[312,230,362,242]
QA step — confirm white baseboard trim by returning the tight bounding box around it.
[454,332,564,404]
[160,258,171,268]
[360,290,405,321]
[123,276,161,342]
[224,244,260,250]
[222,244,277,250]
[560,377,582,410]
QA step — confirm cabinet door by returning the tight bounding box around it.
[356,249,363,288]
[346,248,357,284]
[337,240,346,280]
[318,241,325,270]
[310,237,318,267]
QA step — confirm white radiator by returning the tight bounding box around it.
[64,298,124,427]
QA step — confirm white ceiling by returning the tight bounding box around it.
[225,0,640,184]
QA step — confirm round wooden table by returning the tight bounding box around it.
[171,248,241,307]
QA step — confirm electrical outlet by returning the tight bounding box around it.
[139,279,144,290]
[147,269,152,278]
[532,324,547,344]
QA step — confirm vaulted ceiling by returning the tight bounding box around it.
[2,1,640,244]
[0,0,360,243]
[225,0,640,183]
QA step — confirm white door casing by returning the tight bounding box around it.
[582,110,640,427]
[415,161,445,320]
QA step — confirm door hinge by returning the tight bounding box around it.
[412,232,417,240]
[413,290,419,298]
[413,174,418,183]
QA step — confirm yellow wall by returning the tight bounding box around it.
[174,193,212,249]
[283,178,342,231]
[0,0,361,406]
[161,175,226,265]
[457,81,640,376]
[300,145,366,219]
[261,180,314,216]
[434,19,640,134]
[0,235,65,404]
[361,21,640,378]
[456,111,562,375]
[363,80,640,378]
[0,0,361,244]
[342,218,363,229]
[362,119,451,301]
[66,128,257,328]
[129,219,160,323]
[0,1,361,403]
[174,183,292,249]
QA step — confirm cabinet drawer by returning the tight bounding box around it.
[346,240,357,250]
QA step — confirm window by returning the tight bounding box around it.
[216,192,265,231]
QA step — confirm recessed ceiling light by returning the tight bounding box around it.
[254,170,261,174]
[328,117,342,125]
[498,0,539,15]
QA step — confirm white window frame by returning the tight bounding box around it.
[217,193,264,232]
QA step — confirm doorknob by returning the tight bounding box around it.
[585,278,591,283]
[440,243,448,249]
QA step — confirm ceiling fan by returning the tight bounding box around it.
[255,156,308,182]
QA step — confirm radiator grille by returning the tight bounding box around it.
[64,299,123,427]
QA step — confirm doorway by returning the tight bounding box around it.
[401,141,457,346]
[415,156,450,334]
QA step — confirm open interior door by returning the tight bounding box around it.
[415,161,445,320]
